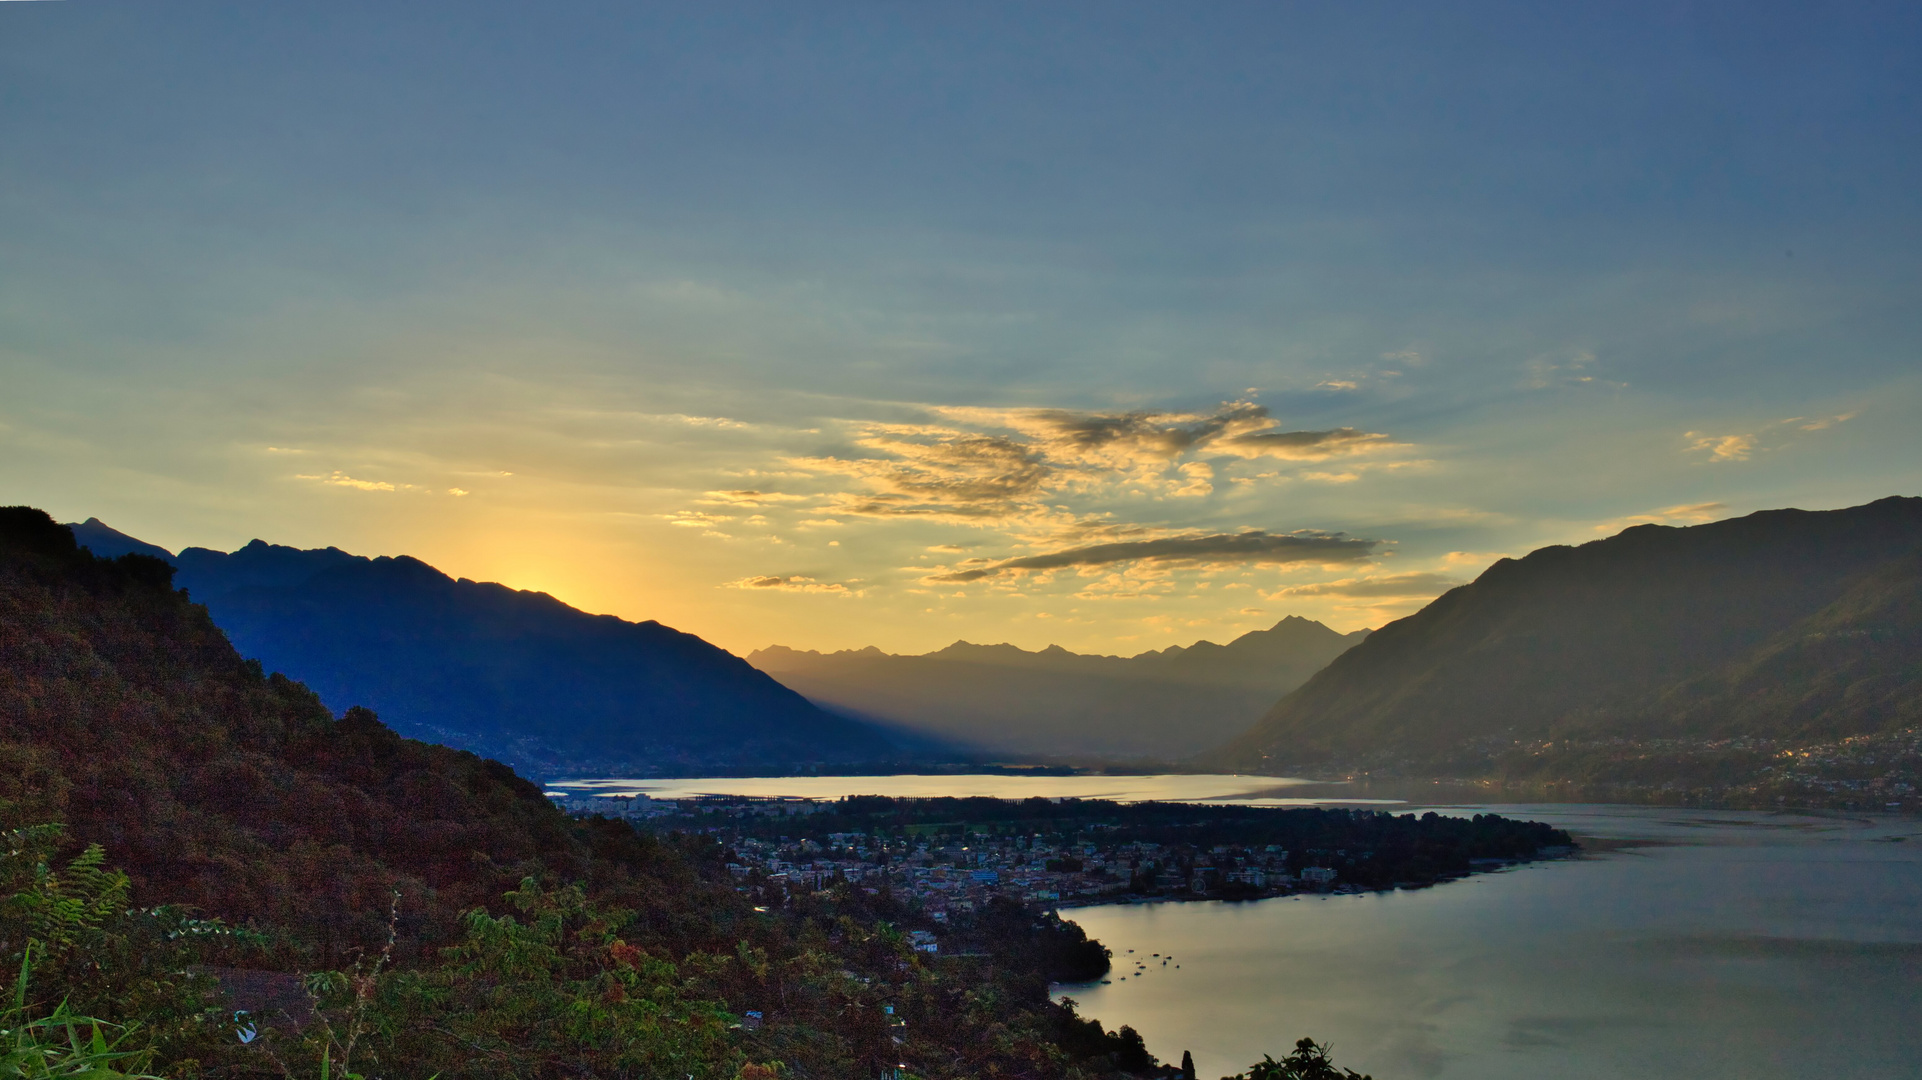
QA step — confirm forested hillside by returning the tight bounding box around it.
[2,507,1170,1079]
[1209,498,1922,780]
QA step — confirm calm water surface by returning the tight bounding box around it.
[1054,805,1922,1080]
[548,773,1400,805]
[558,779,1920,1077]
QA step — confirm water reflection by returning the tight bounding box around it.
[548,773,1404,805]
[1053,806,1922,1080]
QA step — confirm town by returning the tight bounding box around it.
[545,791,1576,927]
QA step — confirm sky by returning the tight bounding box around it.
[4,1,1919,656]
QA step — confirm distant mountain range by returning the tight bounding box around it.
[68,519,898,776]
[1205,497,1922,776]
[749,617,1368,761]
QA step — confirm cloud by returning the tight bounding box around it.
[944,400,1398,466]
[1266,571,1464,600]
[775,399,1408,529]
[297,471,396,492]
[1684,432,1756,462]
[662,414,750,429]
[1798,412,1857,431]
[1524,349,1622,389]
[698,489,812,506]
[1213,427,1396,461]
[1594,502,1727,532]
[1171,461,1213,497]
[721,575,857,595]
[791,427,1053,523]
[665,511,733,527]
[1686,411,1856,463]
[1440,550,1509,570]
[927,530,1377,583]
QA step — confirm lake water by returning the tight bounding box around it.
[1054,805,1922,1080]
[555,778,1921,1078]
[546,772,1402,805]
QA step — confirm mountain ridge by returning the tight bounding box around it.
[750,617,1368,761]
[1206,496,1922,776]
[67,523,901,776]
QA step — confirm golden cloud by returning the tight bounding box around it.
[928,530,1377,583]
[721,575,858,595]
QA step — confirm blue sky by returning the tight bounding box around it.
[4,1,1919,654]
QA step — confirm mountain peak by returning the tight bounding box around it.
[66,518,176,562]
[169,537,896,771]
[1206,496,1922,773]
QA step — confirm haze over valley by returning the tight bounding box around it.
[749,617,1367,761]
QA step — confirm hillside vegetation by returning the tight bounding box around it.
[1208,497,1922,782]
[5,507,1186,1078]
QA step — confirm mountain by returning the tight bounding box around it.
[65,523,897,776]
[4,507,1158,1079]
[70,516,176,561]
[5,507,609,961]
[1207,497,1922,776]
[749,617,1368,761]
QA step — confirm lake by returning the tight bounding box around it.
[545,772,1403,805]
[1054,804,1922,1080]
[554,777,1921,1078]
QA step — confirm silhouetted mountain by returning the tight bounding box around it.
[1,506,1181,1080]
[750,617,1368,761]
[9,508,606,962]
[1207,497,1922,775]
[65,523,896,775]
[69,517,176,561]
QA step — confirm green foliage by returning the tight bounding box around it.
[0,513,1177,1079]
[0,964,164,1079]
[343,878,739,1080]
[0,825,237,1077]
[1221,1038,1371,1080]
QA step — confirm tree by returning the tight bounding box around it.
[1223,1038,1371,1080]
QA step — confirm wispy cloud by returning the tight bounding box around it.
[1685,411,1856,463]
[1796,412,1857,432]
[1684,433,1757,462]
[665,510,733,527]
[1523,349,1624,390]
[721,575,858,595]
[1265,571,1463,600]
[1213,426,1396,460]
[297,471,396,492]
[926,530,1377,583]
[792,427,1052,524]
[698,489,814,506]
[941,400,1400,466]
[1594,502,1727,532]
[768,399,1410,532]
